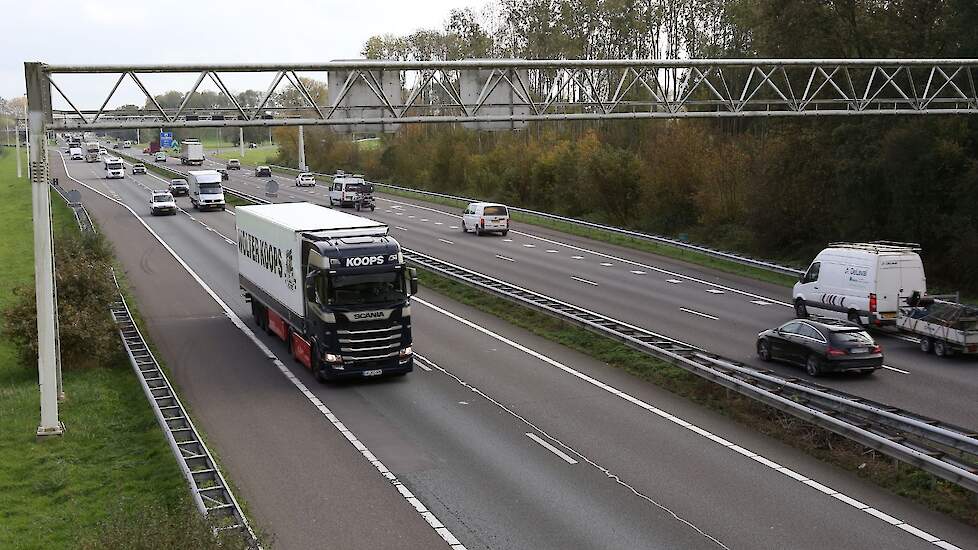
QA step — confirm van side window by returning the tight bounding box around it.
[803,262,820,283]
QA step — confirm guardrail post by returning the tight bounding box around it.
[26,61,63,437]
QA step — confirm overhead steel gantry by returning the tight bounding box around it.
[36,59,978,131]
[21,58,978,435]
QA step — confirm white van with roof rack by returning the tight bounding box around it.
[792,241,926,326]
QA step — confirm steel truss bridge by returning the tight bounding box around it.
[33,59,978,131]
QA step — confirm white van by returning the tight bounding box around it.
[328,172,367,207]
[793,242,926,326]
[462,202,510,236]
[187,170,226,211]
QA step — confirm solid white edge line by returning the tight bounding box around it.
[524,432,578,464]
[409,295,962,550]
[57,153,466,550]
[679,307,719,320]
[571,276,599,286]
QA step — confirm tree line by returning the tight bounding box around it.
[274,0,978,295]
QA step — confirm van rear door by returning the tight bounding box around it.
[876,254,925,317]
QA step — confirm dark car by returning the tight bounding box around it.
[168,178,190,196]
[254,165,272,177]
[756,318,882,376]
[217,168,229,181]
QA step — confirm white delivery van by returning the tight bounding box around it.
[328,172,367,207]
[69,147,83,160]
[793,242,927,326]
[462,202,510,236]
[187,170,226,211]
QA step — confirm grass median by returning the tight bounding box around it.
[0,149,250,549]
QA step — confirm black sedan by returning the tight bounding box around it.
[756,318,882,376]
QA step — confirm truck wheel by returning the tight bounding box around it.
[794,299,808,319]
[475,225,483,236]
[919,337,932,354]
[310,344,328,383]
[461,221,467,233]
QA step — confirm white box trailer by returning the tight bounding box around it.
[180,139,204,165]
[236,203,416,380]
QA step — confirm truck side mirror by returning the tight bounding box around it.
[408,267,418,295]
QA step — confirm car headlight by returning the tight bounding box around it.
[324,353,342,363]
[399,346,412,357]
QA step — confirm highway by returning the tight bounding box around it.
[193,152,978,429]
[51,148,978,549]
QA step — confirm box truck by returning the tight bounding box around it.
[180,138,204,165]
[103,157,125,179]
[187,170,226,211]
[236,203,417,381]
[84,141,101,163]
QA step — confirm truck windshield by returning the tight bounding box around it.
[199,183,222,194]
[329,272,405,306]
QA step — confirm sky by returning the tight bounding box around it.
[0,0,487,109]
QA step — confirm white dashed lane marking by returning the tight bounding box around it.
[706,289,725,294]
[571,276,599,286]
[525,433,578,465]
[751,300,772,306]
[495,255,516,262]
[631,270,647,275]
[680,307,719,320]
[438,238,455,245]
[666,279,682,284]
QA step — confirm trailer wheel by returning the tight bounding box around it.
[919,337,932,354]
[934,340,953,358]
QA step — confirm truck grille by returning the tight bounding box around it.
[336,323,403,361]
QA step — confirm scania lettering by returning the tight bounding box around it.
[236,202,417,381]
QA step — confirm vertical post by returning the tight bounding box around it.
[239,128,244,158]
[26,62,63,437]
[297,125,306,171]
[136,127,140,144]
[15,120,22,178]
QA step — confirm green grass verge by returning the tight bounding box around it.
[417,268,978,527]
[0,149,195,549]
[369,184,800,287]
[212,146,278,166]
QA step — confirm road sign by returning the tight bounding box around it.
[160,132,173,148]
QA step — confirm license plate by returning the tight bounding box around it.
[850,348,868,354]
[362,369,383,377]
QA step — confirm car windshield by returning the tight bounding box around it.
[483,206,508,216]
[171,179,187,185]
[831,330,875,346]
[199,183,222,194]
[329,271,405,306]
[153,194,172,202]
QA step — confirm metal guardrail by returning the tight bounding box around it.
[109,287,258,545]
[266,164,805,278]
[402,248,978,493]
[221,183,978,492]
[52,171,259,547]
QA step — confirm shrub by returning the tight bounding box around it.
[2,230,120,370]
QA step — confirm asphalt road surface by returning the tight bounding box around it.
[189,153,978,429]
[51,149,978,549]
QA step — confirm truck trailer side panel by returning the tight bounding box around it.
[236,209,304,317]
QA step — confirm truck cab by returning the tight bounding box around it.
[237,203,417,381]
[187,170,226,211]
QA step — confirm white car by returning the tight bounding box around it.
[295,172,316,187]
[150,191,177,216]
[154,152,167,163]
[462,202,510,236]
[793,242,927,326]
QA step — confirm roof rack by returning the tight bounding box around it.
[827,241,922,253]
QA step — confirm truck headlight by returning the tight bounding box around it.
[399,346,412,358]
[324,353,342,363]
